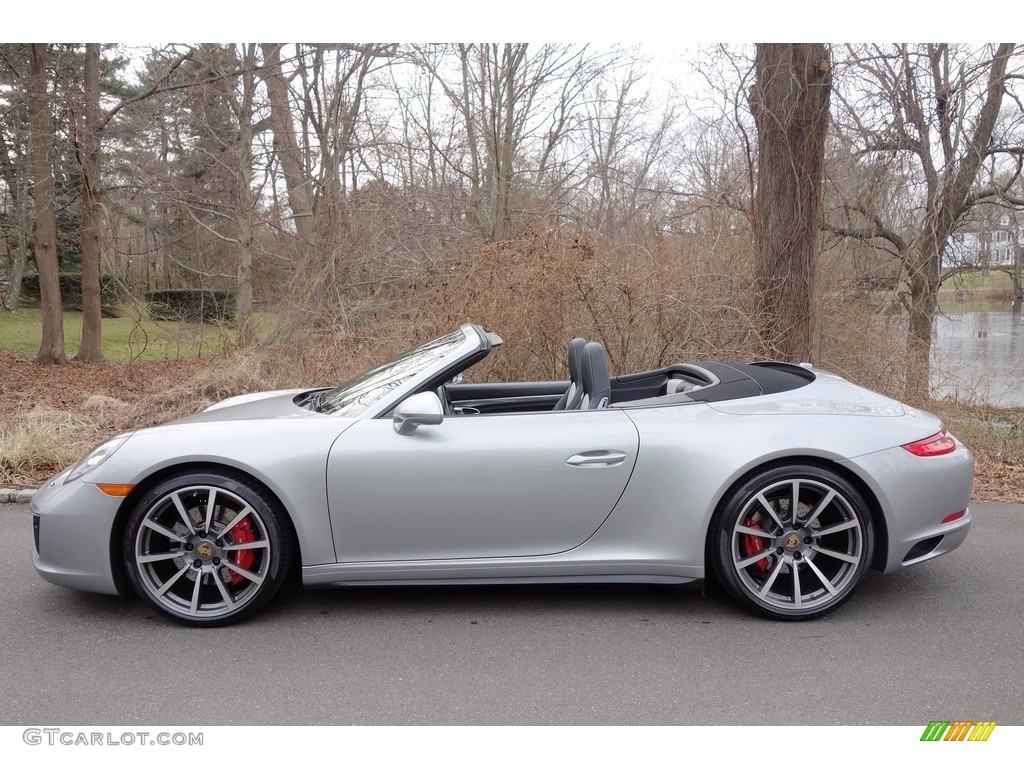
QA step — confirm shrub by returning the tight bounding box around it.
[146,289,236,322]
[268,229,766,385]
[265,228,913,400]
[20,273,124,312]
[0,407,97,484]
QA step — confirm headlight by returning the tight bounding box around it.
[64,435,130,484]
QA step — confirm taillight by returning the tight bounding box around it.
[942,509,967,524]
[902,428,957,457]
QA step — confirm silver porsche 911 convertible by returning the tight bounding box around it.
[31,324,974,626]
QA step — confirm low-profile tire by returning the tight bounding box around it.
[710,464,874,620]
[123,471,294,627]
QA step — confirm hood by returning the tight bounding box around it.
[174,389,319,424]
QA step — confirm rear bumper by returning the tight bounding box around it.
[841,439,974,573]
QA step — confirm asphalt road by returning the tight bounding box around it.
[1,501,1021,726]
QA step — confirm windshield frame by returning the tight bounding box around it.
[316,324,494,419]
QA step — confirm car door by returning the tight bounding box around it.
[326,408,639,562]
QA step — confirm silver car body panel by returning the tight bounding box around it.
[31,468,124,594]
[301,388,972,586]
[838,443,973,571]
[327,408,639,561]
[32,409,359,583]
[30,326,974,602]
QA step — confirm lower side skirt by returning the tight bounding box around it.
[304,574,696,588]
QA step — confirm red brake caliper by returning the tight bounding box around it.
[740,518,770,574]
[228,517,256,586]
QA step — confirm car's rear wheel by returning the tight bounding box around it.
[710,464,874,620]
[123,471,293,627]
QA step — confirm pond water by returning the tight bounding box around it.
[932,309,1024,407]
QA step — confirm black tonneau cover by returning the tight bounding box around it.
[611,360,814,406]
[686,362,814,402]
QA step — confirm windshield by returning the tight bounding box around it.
[316,329,467,417]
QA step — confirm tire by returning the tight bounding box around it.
[123,471,294,627]
[710,464,874,620]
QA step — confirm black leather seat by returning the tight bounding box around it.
[553,338,587,410]
[579,341,611,409]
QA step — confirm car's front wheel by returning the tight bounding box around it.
[710,464,874,620]
[123,471,294,627]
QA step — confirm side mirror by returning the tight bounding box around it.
[393,391,444,435]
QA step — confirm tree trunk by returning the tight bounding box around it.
[27,43,65,364]
[3,238,28,312]
[456,45,487,236]
[492,44,524,241]
[750,44,832,362]
[905,237,942,400]
[235,46,257,347]
[0,128,29,311]
[2,179,30,312]
[76,43,104,361]
[1013,243,1022,315]
[235,214,255,346]
[261,44,315,246]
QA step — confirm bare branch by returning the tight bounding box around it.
[186,206,239,244]
[101,50,191,128]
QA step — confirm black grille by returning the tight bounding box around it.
[33,514,40,554]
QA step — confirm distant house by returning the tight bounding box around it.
[944,214,1021,270]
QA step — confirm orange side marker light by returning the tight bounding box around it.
[96,484,136,497]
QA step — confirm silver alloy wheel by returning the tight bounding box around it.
[133,484,273,621]
[729,476,866,614]
[711,464,874,620]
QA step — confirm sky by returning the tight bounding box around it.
[6,1,1014,43]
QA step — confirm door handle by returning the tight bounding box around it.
[566,450,627,467]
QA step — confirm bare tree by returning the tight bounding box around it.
[414,43,608,241]
[173,44,268,345]
[75,43,103,360]
[261,44,392,244]
[69,45,188,359]
[232,45,260,346]
[582,64,678,240]
[260,43,315,247]
[0,50,32,312]
[27,44,65,363]
[673,45,758,236]
[829,43,1021,399]
[750,44,833,362]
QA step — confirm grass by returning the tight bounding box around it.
[938,300,1012,313]
[938,269,1014,312]
[939,269,1013,292]
[0,307,264,362]
[935,400,1024,464]
[0,407,97,484]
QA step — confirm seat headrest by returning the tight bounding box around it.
[567,337,586,382]
[580,341,611,408]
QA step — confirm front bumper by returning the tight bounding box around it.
[31,471,125,595]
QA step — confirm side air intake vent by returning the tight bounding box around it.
[903,536,942,564]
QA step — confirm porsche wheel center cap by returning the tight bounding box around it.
[784,533,802,550]
[196,540,215,560]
